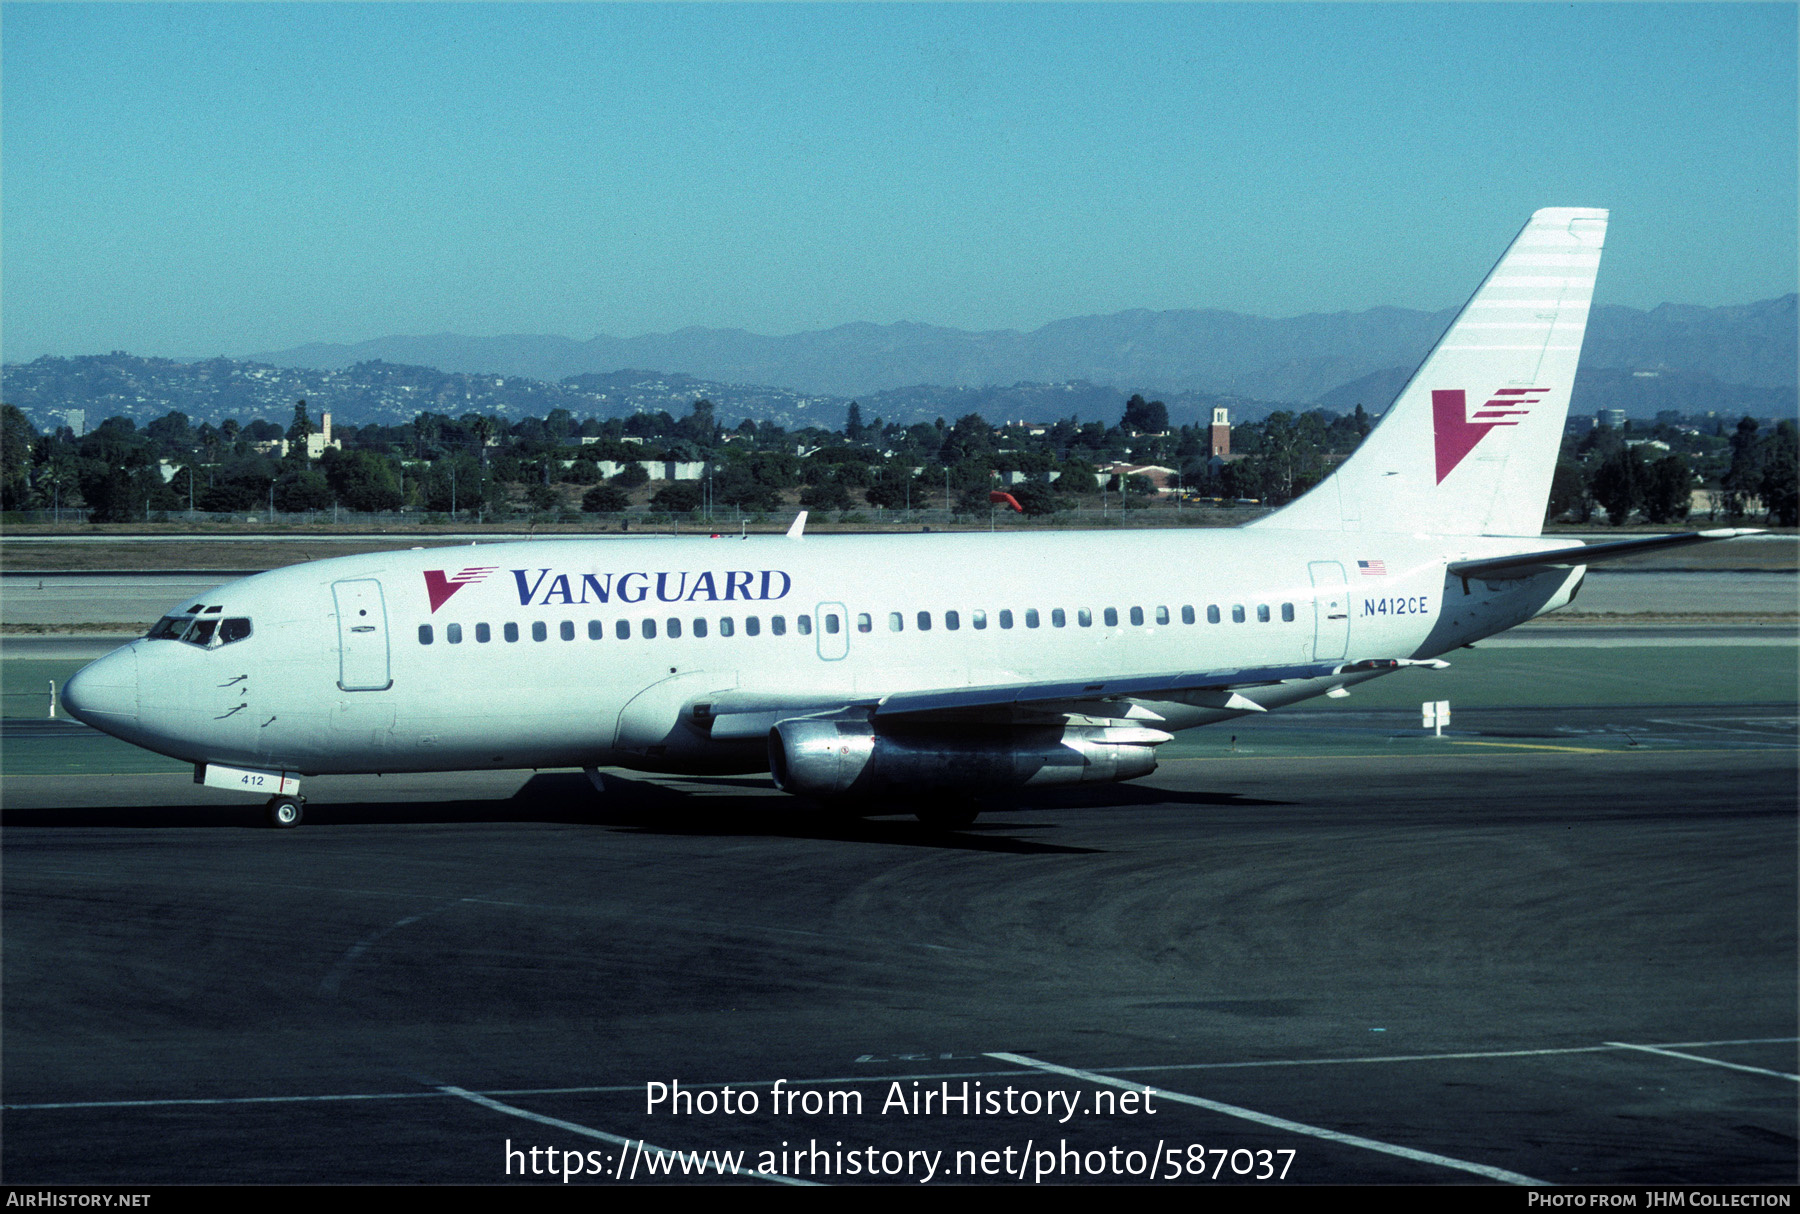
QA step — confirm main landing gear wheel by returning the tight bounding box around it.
[266,796,304,829]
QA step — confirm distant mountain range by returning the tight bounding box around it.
[5,295,1792,434]
[249,296,1797,401]
[0,356,1287,434]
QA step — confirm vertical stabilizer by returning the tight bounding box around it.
[1252,207,1607,536]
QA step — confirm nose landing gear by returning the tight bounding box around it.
[265,796,305,828]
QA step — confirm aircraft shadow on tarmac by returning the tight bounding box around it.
[0,770,1292,854]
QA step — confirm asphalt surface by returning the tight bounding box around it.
[3,703,1794,1186]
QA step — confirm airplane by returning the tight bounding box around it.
[61,207,1759,828]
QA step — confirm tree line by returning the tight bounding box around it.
[1,394,1793,527]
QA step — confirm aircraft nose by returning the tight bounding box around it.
[61,648,139,727]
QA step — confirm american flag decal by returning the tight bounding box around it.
[423,566,498,613]
[1357,559,1387,577]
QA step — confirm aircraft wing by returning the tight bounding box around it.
[696,657,1443,740]
[1447,528,1763,580]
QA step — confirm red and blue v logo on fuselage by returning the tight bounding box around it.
[423,567,498,613]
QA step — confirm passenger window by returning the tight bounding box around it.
[746,617,760,636]
[668,618,682,638]
[588,620,604,640]
[1206,606,1220,625]
[1051,608,1065,628]
[561,620,575,641]
[1181,606,1195,625]
[771,615,786,636]
[1104,608,1118,627]
[418,624,433,646]
[447,623,463,644]
[1130,607,1144,626]
[504,623,520,643]
[972,610,987,630]
[720,617,735,637]
[643,619,658,639]
[694,618,709,638]
[1156,606,1170,625]
[1232,605,1246,623]
[857,613,871,633]
[531,621,547,642]
[1282,603,1295,622]
[917,611,932,631]
[798,615,812,636]
[824,614,840,635]
[1078,609,1092,627]
[999,610,1013,629]
[1257,604,1271,623]
[1025,609,1040,629]
[945,610,960,631]
[616,619,631,640]
[476,623,491,643]
[888,612,903,632]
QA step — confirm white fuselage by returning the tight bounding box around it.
[63,527,1580,780]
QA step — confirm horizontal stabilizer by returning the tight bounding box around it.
[1447,529,1764,580]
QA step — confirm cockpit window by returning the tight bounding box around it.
[148,615,193,640]
[150,613,252,647]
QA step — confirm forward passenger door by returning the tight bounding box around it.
[332,578,393,691]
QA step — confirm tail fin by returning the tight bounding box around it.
[1253,207,1607,537]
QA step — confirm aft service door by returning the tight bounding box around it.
[815,602,849,661]
[332,578,393,691]
[1307,561,1349,662]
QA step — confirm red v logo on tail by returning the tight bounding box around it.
[1432,388,1547,483]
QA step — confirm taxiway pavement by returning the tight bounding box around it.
[3,729,1794,1185]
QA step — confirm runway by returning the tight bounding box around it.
[3,717,1794,1185]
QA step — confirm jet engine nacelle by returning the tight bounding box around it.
[767,718,1172,799]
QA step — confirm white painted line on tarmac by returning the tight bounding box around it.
[1098,1044,1615,1073]
[988,1051,1550,1186]
[317,896,483,997]
[439,1085,816,1185]
[1604,1042,1799,1082]
[1649,717,1799,735]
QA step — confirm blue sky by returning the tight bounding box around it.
[4,2,1795,362]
